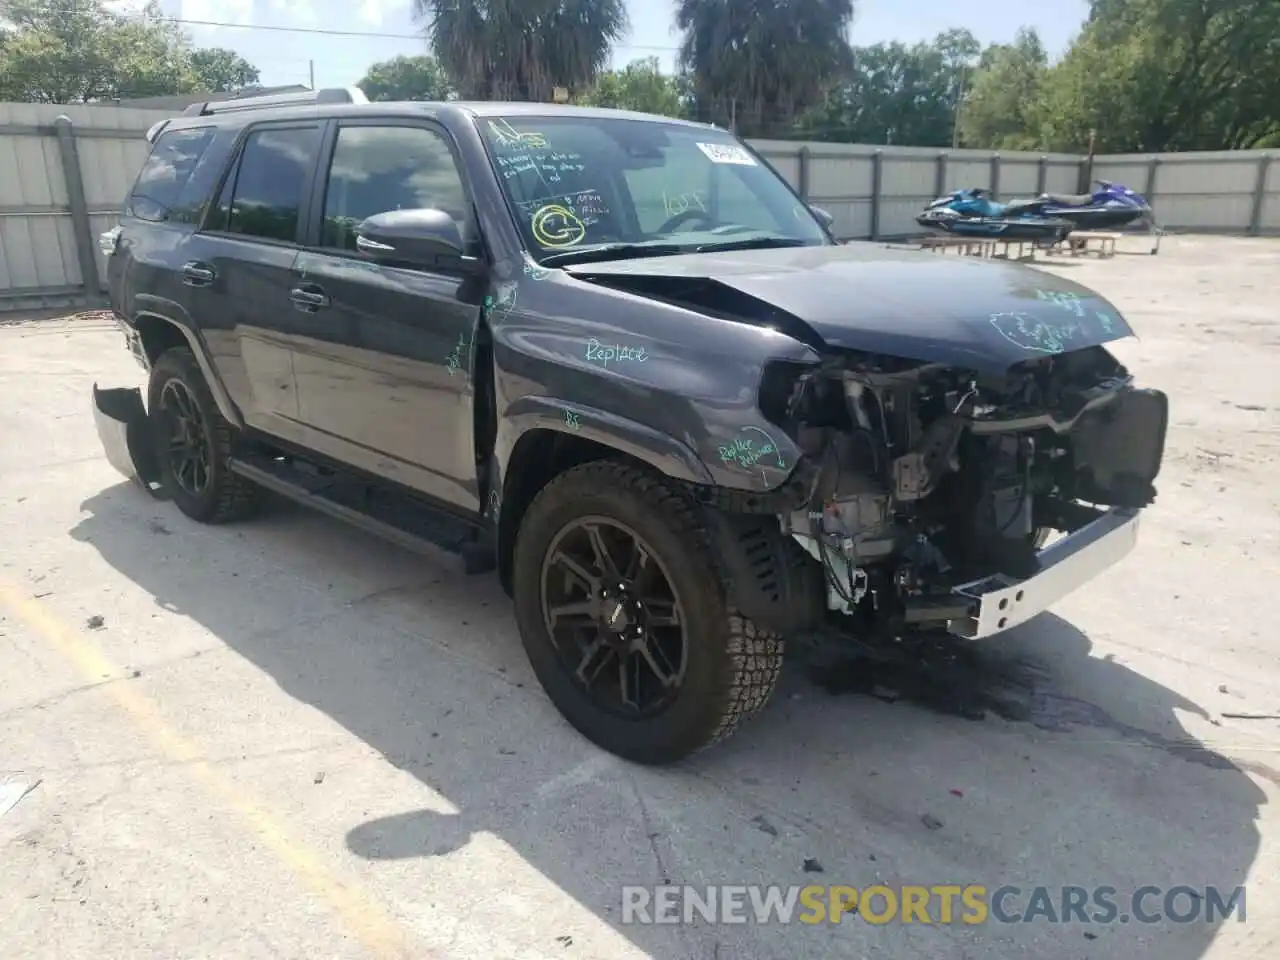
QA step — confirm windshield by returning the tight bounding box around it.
[476,115,831,262]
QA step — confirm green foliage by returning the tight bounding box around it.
[412,0,627,102]
[189,48,261,93]
[956,29,1048,150]
[572,57,687,118]
[0,0,263,102]
[358,55,453,102]
[964,0,1280,152]
[796,29,979,146]
[3,0,1272,153]
[675,0,856,137]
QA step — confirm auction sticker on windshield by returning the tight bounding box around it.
[696,142,758,165]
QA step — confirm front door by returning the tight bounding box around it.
[288,119,483,513]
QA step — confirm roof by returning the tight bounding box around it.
[157,94,722,136]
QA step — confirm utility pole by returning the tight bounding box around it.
[951,64,967,148]
[309,60,315,90]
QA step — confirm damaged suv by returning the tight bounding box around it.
[94,87,1168,764]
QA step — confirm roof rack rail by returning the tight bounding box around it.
[144,118,173,144]
[181,86,369,117]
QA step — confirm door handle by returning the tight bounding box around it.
[289,286,330,311]
[356,235,395,255]
[182,262,215,286]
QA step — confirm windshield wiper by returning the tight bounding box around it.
[538,242,686,267]
[692,236,812,253]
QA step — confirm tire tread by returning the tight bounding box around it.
[150,346,261,524]
[522,460,784,760]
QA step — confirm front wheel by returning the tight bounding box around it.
[512,461,784,764]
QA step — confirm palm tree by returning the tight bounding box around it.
[412,0,628,102]
[675,0,856,137]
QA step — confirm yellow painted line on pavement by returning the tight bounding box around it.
[0,580,421,960]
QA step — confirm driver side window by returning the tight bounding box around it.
[320,124,472,252]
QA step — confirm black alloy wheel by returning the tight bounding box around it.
[540,517,689,717]
[157,378,212,498]
[512,461,785,764]
[146,346,262,524]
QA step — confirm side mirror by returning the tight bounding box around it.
[355,208,468,267]
[808,204,835,229]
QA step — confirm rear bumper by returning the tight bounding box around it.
[947,506,1140,639]
[92,383,163,494]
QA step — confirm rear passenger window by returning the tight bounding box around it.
[320,125,471,252]
[128,127,215,222]
[222,126,322,243]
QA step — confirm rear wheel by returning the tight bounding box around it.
[512,461,784,764]
[147,347,262,524]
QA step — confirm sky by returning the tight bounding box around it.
[135,0,1093,91]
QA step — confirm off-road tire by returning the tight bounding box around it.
[148,346,262,524]
[512,461,784,764]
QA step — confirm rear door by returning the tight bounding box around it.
[110,124,222,325]
[287,119,484,512]
[183,121,325,443]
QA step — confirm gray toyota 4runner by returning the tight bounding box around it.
[92,86,1168,764]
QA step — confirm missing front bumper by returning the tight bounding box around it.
[947,506,1140,639]
[92,383,164,496]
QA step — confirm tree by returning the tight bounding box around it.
[190,48,260,92]
[0,0,264,103]
[795,30,979,147]
[675,0,855,138]
[411,0,627,102]
[573,57,686,118]
[956,29,1048,150]
[1035,0,1280,151]
[358,55,453,102]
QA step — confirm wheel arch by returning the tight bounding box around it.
[494,399,712,595]
[132,309,243,429]
[496,426,661,594]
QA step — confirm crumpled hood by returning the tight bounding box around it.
[564,242,1133,373]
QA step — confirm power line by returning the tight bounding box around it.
[19,3,686,50]
[160,15,680,51]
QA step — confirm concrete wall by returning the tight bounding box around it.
[1,100,1277,311]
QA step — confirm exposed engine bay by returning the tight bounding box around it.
[761,344,1168,638]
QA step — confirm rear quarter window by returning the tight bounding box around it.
[127,127,218,223]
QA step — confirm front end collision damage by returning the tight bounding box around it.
[506,257,1167,645]
[692,343,1169,644]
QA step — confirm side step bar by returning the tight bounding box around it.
[228,454,496,574]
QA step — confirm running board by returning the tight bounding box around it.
[228,454,496,574]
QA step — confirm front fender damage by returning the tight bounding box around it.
[92,384,164,496]
[691,343,1169,644]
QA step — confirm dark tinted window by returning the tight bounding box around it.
[128,127,215,222]
[320,125,471,251]
[224,126,321,243]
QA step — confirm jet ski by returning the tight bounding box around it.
[1012,180,1153,231]
[916,189,1075,242]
